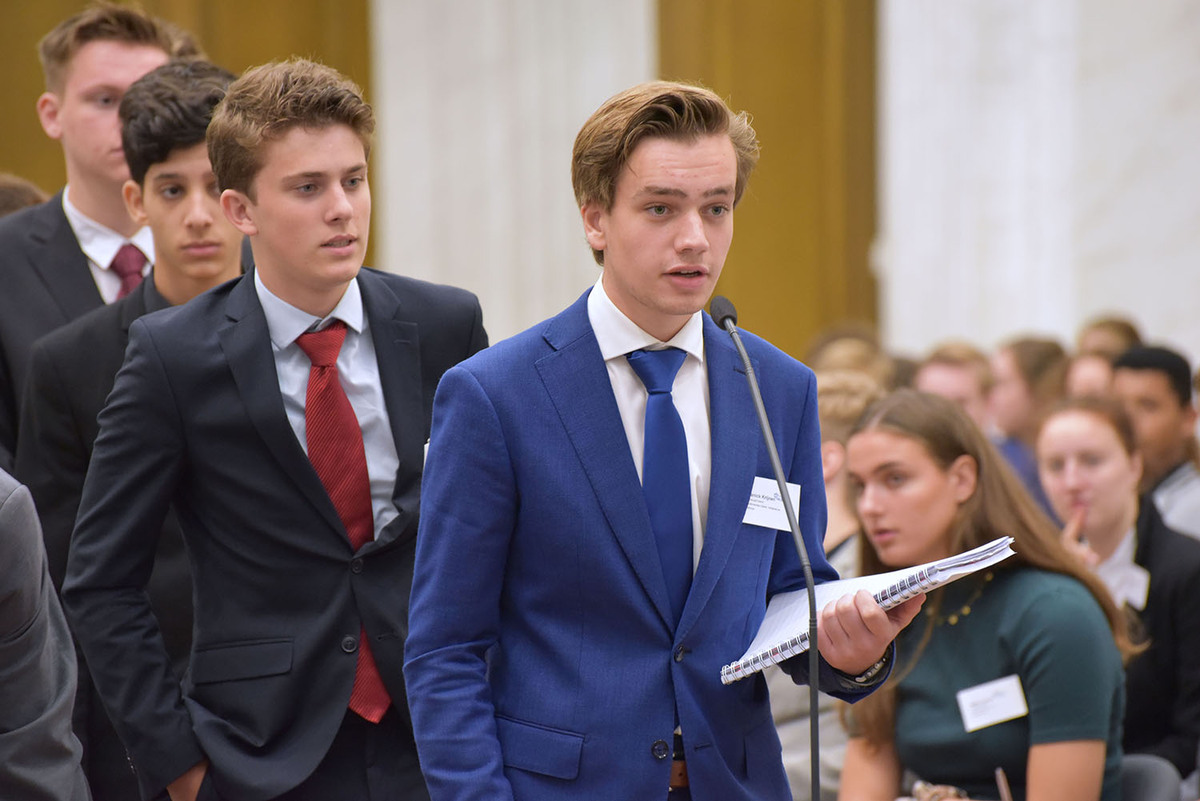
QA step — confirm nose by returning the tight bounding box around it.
[675,210,708,253]
[326,184,353,222]
[857,483,881,517]
[185,192,214,228]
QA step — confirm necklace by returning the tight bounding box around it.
[926,571,993,626]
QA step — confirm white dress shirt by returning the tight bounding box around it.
[1152,461,1200,540]
[62,186,154,303]
[255,272,400,540]
[1094,526,1150,611]
[587,279,711,570]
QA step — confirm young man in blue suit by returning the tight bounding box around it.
[63,59,486,801]
[405,82,923,801]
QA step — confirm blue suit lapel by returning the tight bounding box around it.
[678,315,760,637]
[217,272,346,539]
[536,293,677,631]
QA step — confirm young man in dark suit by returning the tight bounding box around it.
[0,3,198,471]
[63,58,487,801]
[16,59,243,801]
[404,81,920,801]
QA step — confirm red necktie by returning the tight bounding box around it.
[110,243,146,299]
[295,321,391,723]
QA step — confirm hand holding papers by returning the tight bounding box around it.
[721,536,1016,684]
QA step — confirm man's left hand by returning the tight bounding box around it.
[817,589,925,676]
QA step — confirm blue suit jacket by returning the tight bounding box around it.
[405,291,869,801]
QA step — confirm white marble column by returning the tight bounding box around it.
[369,0,656,341]
[877,0,1200,363]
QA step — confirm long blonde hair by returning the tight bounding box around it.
[845,389,1136,746]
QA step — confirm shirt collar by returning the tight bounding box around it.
[254,270,365,349]
[62,185,154,269]
[587,277,705,363]
[1095,525,1137,575]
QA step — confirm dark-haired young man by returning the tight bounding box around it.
[405,81,919,801]
[1113,345,1200,540]
[64,58,485,801]
[16,59,242,800]
[0,3,198,472]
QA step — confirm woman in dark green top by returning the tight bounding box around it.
[838,391,1135,801]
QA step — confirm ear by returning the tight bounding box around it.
[122,180,149,227]
[820,440,845,483]
[36,92,63,140]
[581,203,606,254]
[220,189,258,236]
[947,454,978,504]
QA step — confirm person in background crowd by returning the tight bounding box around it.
[0,172,50,217]
[806,325,898,390]
[0,2,198,472]
[0,468,89,801]
[989,336,1067,518]
[15,58,242,801]
[1037,396,1200,780]
[1076,314,1143,362]
[1065,351,1116,399]
[913,341,993,432]
[1112,345,1200,540]
[840,390,1131,801]
[769,370,886,801]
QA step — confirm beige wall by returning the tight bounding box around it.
[659,0,878,359]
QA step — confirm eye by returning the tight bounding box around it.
[884,471,906,488]
[647,204,669,216]
[296,183,318,194]
[708,204,730,217]
[159,185,184,200]
[345,175,365,190]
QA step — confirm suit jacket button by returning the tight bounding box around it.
[351,558,364,574]
[674,646,686,663]
[651,739,670,760]
[341,636,358,653]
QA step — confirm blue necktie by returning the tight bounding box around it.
[627,348,693,626]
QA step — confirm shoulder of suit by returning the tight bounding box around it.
[32,297,127,358]
[0,196,65,246]
[360,266,480,310]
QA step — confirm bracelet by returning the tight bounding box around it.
[851,655,888,684]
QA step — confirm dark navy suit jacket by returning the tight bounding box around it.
[0,193,102,472]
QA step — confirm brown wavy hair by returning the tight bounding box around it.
[844,389,1136,746]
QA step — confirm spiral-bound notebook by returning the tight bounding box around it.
[720,536,1016,685]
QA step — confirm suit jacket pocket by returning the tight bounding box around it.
[495,714,584,780]
[191,638,292,684]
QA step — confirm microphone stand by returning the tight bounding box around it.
[712,296,821,801]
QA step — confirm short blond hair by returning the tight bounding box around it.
[207,58,374,197]
[815,370,886,445]
[571,81,760,265]
[38,2,199,93]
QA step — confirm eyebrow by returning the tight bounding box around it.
[635,184,733,199]
[280,163,368,183]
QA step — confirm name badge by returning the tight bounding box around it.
[956,674,1028,732]
[742,476,802,531]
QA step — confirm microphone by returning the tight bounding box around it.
[710,295,821,801]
